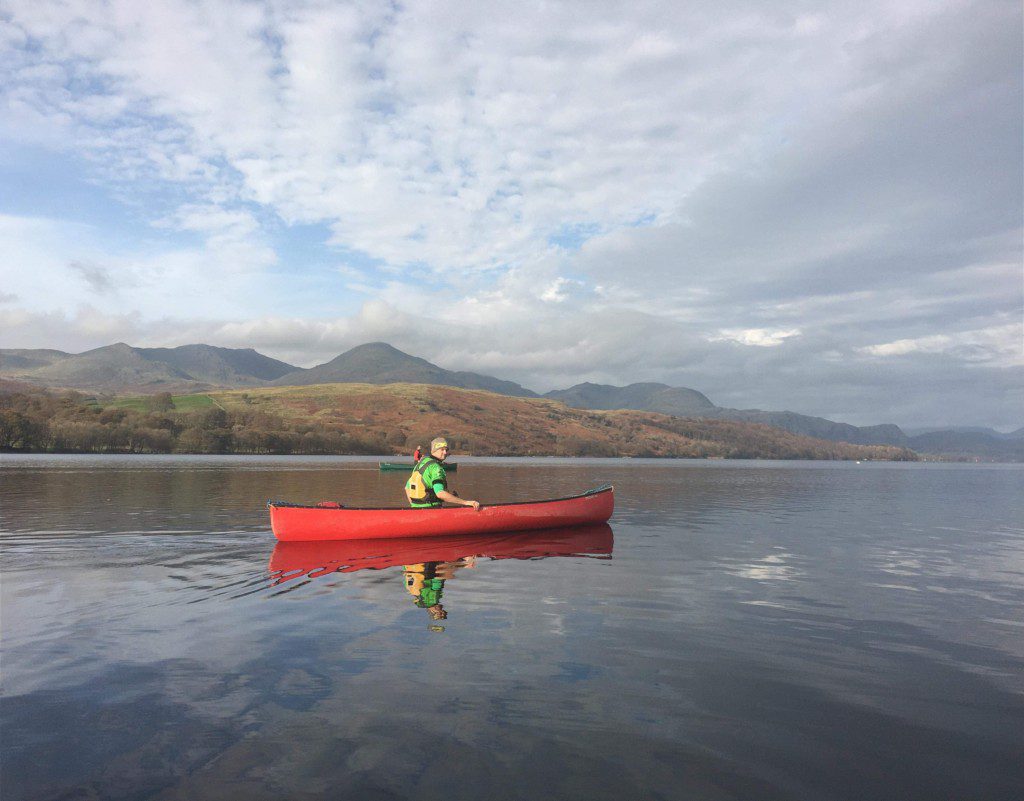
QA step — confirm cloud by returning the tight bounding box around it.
[857,323,1023,366]
[69,260,116,294]
[0,0,1019,428]
[711,329,801,347]
[155,204,277,271]
[6,0,984,274]
[539,277,583,304]
[0,212,295,320]
[0,305,145,348]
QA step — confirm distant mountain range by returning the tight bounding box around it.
[0,343,294,393]
[904,426,1024,440]
[269,342,537,397]
[0,342,534,397]
[2,341,1020,459]
[543,382,716,416]
[545,383,906,446]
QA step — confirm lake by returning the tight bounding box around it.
[1,455,1022,801]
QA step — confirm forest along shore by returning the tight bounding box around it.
[0,382,918,461]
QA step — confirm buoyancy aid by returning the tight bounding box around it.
[405,456,446,506]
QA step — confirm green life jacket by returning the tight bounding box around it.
[405,456,446,507]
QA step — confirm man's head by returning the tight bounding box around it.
[430,437,450,459]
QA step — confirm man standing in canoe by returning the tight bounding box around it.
[405,437,481,510]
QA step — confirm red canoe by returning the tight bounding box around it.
[267,484,614,542]
[268,522,614,583]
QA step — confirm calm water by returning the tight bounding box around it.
[1,455,1022,801]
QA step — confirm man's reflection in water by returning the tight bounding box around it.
[403,558,476,626]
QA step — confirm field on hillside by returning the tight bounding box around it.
[104,393,216,412]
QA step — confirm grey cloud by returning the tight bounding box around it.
[541,0,1023,427]
[69,261,116,294]
[576,1,1020,304]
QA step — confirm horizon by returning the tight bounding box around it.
[1,1,1021,429]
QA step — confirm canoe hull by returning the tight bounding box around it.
[268,485,613,542]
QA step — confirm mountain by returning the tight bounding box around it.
[903,430,1024,461]
[12,343,194,391]
[0,343,296,393]
[0,348,70,371]
[0,341,537,397]
[544,382,716,416]
[271,342,538,397]
[706,409,910,446]
[134,344,295,384]
[545,383,909,446]
[546,386,1022,459]
[903,426,1019,440]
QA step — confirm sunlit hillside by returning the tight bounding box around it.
[2,382,918,461]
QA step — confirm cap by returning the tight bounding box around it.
[430,437,449,452]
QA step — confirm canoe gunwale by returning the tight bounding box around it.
[267,483,613,512]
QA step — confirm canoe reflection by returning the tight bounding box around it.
[268,522,614,585]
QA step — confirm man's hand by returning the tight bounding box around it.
[468,500,481,511]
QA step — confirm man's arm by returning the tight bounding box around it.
[434,488,481,511]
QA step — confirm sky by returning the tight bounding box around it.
[0,0,1021,429]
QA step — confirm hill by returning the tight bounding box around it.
[544,382,715,416]
[902,430,1024,461]
[0,382,917,461]
[543,382,1021,458]
[546,382,914,445]
[134,344,295,384]
[0,341,537,397]
[271,342,538,397]
[706,408,909,446]
[904,426,1021,440]
[0,343,296,393]
[0,348,70,371]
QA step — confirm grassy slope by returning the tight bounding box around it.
[106,394,215,411]
[200,382,916,460]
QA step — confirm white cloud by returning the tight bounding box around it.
[540,277,582,304]
[711,328,802,347]
[156,204,277,271]
[857,324,1023,366]
[4,0,974,275]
